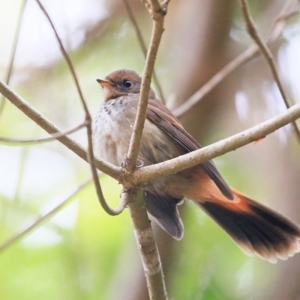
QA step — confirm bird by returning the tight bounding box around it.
[94,69,300,263]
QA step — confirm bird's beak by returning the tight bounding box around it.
[96,78,114,88]
[97,78,116,101]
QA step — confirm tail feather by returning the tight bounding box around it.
[144,191,184,240]
[199,190,300,263]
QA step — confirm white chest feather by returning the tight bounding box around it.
[93,96,137,166]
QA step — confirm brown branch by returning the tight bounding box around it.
[173,0,299,117]
[123,1,169,299]
[0,80,121,179]
[126,0,167,172]
[239,0,300,144]
[0,0,27,118]
[36,0,126,216]
[4,79,299,194]
[0,179,92,253]
[131,103,300,186]
[0,122,86,145]
[122,0,165,103]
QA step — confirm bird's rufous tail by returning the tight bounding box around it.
[198,189,300,263]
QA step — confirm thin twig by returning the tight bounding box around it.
[0,122,86,145]
[0,80,121,179]
[122,0,165,103]
[35,0,126,216]
[239,0,300,144]
[0,0,27,118]
[173,0,299,117]
[0,179,92,252]
[2,79,300,203]
[35,0,87,112]
[126,0,167,172]
[123,1,169,299]
[132,103,300,186]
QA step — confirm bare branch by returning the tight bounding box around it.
[0,0,27,117]
[36,0,125,216]
[35,0,87,112]
[132,103,300,185]
[122,0,165,103]
[125,0,167,172]
[173,0,299,117]
[0,80,121,179]
[239,0,300,144]
[124,188,168,300]
[2,81,300,200]
[0,179,92,252]
[123,1,169,299]
[0,122,86,145]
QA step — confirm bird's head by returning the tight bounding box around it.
[96,69,156,101]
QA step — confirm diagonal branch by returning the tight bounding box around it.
[239,0,300,144]
[2,80,300,200]
[123,1,169,299]
[36,0,126,216]
[0,0,27,118]
[0,122,86,145]
[0,80,121,179]
[173,0,299,117]
[131,103,300,185]
[122,0,165,103]
[0,178,92,252]
[125,0,168,173]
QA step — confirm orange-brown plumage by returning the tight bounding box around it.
[94,69,300,263]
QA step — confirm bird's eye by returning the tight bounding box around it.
[123,80,132,88]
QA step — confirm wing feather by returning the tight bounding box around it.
[147,100,233,200]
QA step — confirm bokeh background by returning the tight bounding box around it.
[1,0,300,299]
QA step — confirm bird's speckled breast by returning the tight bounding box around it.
[94,95,139,166]
[94,94,197,198]
[94,94,183,167]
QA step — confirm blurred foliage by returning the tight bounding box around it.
[1,0,300,299]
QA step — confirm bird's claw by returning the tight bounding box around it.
[121,155,144,170]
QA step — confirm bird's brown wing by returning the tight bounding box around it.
[147,99,233,200]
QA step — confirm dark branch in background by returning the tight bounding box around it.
[122,0,165,103]
[0,179,92,253]
[35,0,126,216]
[173,0,299,117]
[0,122,86,145]
[239,0,300,145]
[0,0,27,118]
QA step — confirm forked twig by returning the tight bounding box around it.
[0,80,121,179]
[173,0,299,117]
[35,0,126,216]
[122,0,165,103]
[239,0,300,144]
[123,1,169,299]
